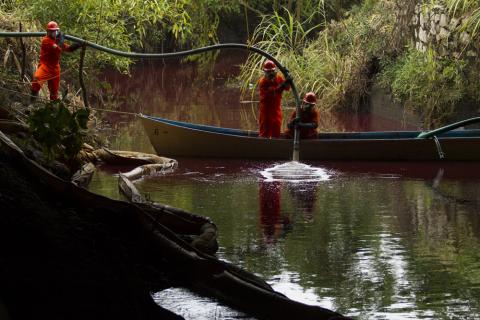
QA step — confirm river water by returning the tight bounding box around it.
[88,56,480,319]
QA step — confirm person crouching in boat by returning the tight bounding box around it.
[258,60,291,138]
[30,21,81,103]
[285,92,319,139]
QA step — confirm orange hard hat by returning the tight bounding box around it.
[303,92,317,105]
[262,60,276,72]
[46,21,59,31]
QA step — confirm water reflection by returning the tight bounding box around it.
[258,175,322,244]
[89,158,480,319]
[287,182,319,224]
[152,288,255,320]
[259,181,290,244]
[89,56,480,319]
[98,54,420,134]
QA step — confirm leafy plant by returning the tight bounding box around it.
[239,1,396,113]
[239,7,323,105]
[379,48,466,128]
[445,0,480,36]
[27,100,90,162]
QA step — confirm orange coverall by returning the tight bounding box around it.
[258,74,290,138]
[284,108,320,139]
[31,36,74,100]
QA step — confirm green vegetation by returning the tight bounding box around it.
[240,0,479,126]
[27,100,90,162]
[379,48,474,127]
[446,0,480,35]
[1,0,480,127]
[241,1,398,112]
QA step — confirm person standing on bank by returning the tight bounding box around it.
[30,21,81,103]
[285,92,319,139]
[258,60,291,138]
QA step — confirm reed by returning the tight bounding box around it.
[239,7,323,109]
[446,0,480,35]
[379,48,466,128]
[239,2,395,114]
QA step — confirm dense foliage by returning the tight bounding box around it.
[240,0,479,126]
[379,48,466,127]
[28,101,90,161]
[381,0,480,127]
[241,0,398,112]
[445,0,480,35]
[1,0,480,127]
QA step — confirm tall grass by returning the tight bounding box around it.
[379,48,467,128]
[239,1,396,113]
[446,0,480,37]
[239,7,323,104]
[376,0,480,127]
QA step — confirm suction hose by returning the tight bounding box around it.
[0,31,303,160]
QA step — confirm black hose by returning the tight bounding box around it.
[0,31,303,159]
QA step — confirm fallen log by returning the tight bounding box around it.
[0,130,351,320]
[0,120,29,134]
[121,163,177,181]
[118,173,219,255]
[94,148,177,167]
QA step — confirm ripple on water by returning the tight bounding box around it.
[152,288,256,320]
[260,161,332,182]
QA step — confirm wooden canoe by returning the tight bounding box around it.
[139,114,480,161]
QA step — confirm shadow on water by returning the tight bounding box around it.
[89,54,480,319]
[89,157,480,319]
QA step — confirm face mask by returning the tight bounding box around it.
[304,103,314,111]
[48,30,57,38]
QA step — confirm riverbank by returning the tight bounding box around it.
[0,144,183,320]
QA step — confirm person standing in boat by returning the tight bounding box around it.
[30,21,81,103]
[285,92,319,139]
[258,60,291,138]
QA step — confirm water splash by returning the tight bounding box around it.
[260,161,332,182]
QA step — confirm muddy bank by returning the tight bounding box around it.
[0,145,183,320]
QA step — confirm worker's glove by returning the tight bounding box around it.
[56,31,65,46]
[287,117,300,129]
[69,43,81,51]
[279,76,293,90]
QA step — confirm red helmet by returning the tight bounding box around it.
[262,60,276,72]
[46,21,59,31]
[303,92,317,105]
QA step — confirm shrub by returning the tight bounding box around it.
[379,48,467,128]
[27,100,90,162]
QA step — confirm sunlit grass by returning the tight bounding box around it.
[239,3,394,116]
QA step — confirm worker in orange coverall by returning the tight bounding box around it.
[30,21,81,102]
[258,60,291,138]
[285,92,319,139]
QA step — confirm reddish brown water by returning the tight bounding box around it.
[99,53,421,133]
[89,56,480,320]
